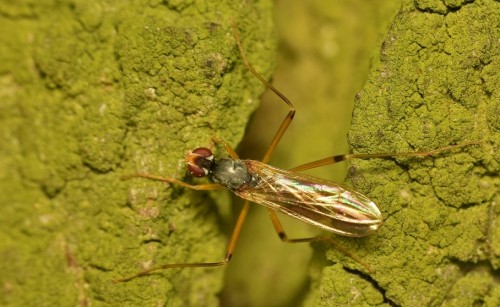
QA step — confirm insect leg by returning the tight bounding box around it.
[289,141,479,172]
[267,209,374,272]
[211,136,239,159]
[121,173,224,190]
[231,22,296,164]
[114,200,251,282]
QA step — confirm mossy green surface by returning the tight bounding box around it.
[2,0,498,306]
[311,0,499,306]
[0,0,274,306]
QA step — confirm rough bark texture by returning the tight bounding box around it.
[0,1,274,306]
[309,0,499,306]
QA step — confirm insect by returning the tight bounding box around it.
[115,23,477,282]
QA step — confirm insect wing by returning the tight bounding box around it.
[236,160,382,237]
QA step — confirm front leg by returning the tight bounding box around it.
[122,173,224,190]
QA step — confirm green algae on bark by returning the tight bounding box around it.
[313,0,499,306]
[0,0,275,306]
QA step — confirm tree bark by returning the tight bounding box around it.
[313,0,499,306]
[0,1,274,306]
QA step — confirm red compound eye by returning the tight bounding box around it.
[192,147,213,158]
[186,147,214,177]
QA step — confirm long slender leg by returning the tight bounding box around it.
[121,173,224,191]
[115,201,252,282]
[122,173,224,190]
[211,136,239,159]
[117,175,249,282]
[289,141,479,172]
[231,22,295,164]
[266,209,374,272]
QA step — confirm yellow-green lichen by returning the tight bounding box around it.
[0,0,275,306]
[323,0,500,306]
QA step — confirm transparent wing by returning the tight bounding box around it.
[235,160,382,237]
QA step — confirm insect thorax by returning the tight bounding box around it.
[211,158,257,190]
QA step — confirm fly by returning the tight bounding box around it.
[115,22,477,282]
